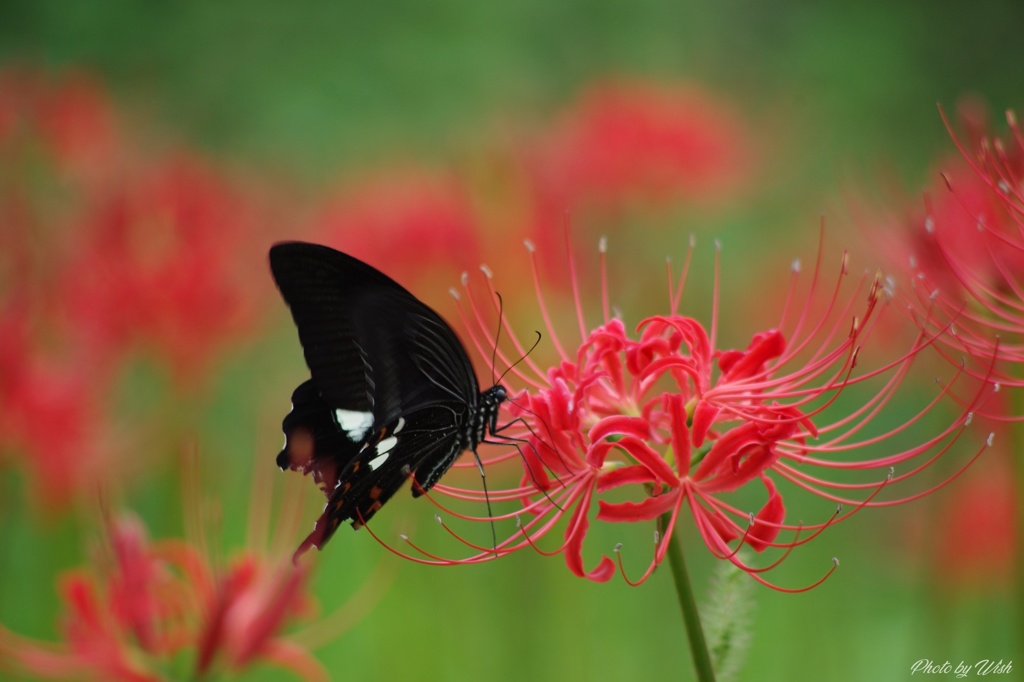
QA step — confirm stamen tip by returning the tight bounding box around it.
[449,287,460,300]
[987,432,995,447]
[479,264,493,278]
[832,557,840,567]
[614,542,623,553]
[523,239,536,253]
[791,258,801,273]
[883,274,896,299]
[598,236,607,253]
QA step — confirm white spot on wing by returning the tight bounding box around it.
[377,436,398,456]
[367,437,398,471]
[369,436,398,471]
[333,409,373,442]
[394,417,406,434]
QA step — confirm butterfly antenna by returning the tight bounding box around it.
[496,331,542,386]
[490,292,504,386]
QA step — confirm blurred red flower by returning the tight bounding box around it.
[0,67,119,183]
[537,79,750,209]
[933,444,1016,588]
[0,303,112,509]
[868,105,1024,391]
[313,168,483,280]
[518,79,751,268]
[0,69,273,509]
[59,153,266,383]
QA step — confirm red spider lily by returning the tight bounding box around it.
[58,153,266,383]
[0,514,326,682]
[519,79,750,270]
[0,67,118,181]
[34,70,119,181]
[1,71,272,508]
[0,460,386,681]
[534,79,749,210]
[932,443,1016,588]
[0,306,112,509]
[878,106,1024,394]
[2,68,267,386]
[313,168,483,278]
[365,233,994,590]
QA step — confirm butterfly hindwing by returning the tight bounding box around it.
[325,403,467,521]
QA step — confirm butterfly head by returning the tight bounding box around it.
[485,383,508,405]
[480,383,508,436]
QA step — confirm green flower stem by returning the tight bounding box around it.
[664,516,717,682]
[1011,384,1024,659]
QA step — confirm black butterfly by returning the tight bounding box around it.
[269,242,507,556]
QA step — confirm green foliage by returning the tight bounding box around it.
[703,555,757,682]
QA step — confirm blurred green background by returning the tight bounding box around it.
[1,1,1020,680]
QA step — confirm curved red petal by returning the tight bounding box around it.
[588,415,651,442]
[596,492,679,522]
[564,486,616,582]
[747,475,786,552]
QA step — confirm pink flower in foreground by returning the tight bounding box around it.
[0,463,384,681]
[8,515,323,681]
[372,235,994,590]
